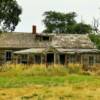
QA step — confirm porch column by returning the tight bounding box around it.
[65,54,68,65]
[54,53,56,64]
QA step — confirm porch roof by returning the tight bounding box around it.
[14,48,100,55]
[57,48,100,53]
[14,48,45,54]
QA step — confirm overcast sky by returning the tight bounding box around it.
[16,0,100,33]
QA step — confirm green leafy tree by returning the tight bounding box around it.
[73,23,92,34]
[43,11,77,33]
[43,11,92,34]
[89,34,100,49]
[0,0,22,32]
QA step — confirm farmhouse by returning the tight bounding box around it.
[0,25,100,67]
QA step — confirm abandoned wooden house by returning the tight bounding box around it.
[0,25,100,67]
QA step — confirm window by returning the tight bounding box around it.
[67,55,76,63]
[89,56,95,66]
[42,36,50,41]
[21,55,28,64]
[35,55,41,64]
[5,51,12,61]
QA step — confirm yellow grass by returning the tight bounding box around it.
[0,84,100,100]
[0,64,100,100]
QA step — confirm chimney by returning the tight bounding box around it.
[32,25,36,34]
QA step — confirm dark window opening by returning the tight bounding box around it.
[60,54,65,65]
[5,51,12,61]
[35,35,41,41]
[47,53,54,64]
[35,55,41,64]
[21,55,28,64]
[89,56,94,66]
[42,36,49,41]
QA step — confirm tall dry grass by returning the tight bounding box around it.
[0,64,68,76]
[0,63,99,76]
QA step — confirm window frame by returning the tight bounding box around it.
[34,54,41,64]
[21,54,28,64]
[88,55,95,66]
[5,50,12,62]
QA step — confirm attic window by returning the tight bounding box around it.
[42,36,50,41]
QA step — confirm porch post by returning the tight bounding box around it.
[65,54,67,65]
[41,54,43,64]
[54,53,56,64]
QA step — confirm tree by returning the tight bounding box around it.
[43,11,92,34]
[0,0,22,32]
[43,11,77,33]
[73,23,92,34]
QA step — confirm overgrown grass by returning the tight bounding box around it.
[0,64,68,76]
[0,64,100,100]
[0,63,84,76]
[0,64,99,88]
[0,75,100,88]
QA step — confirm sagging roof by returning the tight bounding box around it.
[0,32,96,49]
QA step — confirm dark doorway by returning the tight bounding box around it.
[47,53,54,64]
[60,54,65,65]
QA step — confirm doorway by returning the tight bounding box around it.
[47,53,54,64]
[60,54,65,65]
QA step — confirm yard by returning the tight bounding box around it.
[0,75,100,100]
[0,64,100,100]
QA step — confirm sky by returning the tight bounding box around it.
[16,0,100,33]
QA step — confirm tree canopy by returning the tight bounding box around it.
[43,11,92,34]
[0,0,22,32]
[89,34,100,49]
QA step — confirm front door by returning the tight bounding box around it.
[46,53,54,64]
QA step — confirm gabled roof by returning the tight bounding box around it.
[0,32,96,49]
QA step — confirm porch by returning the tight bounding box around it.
[13,48,100,66]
